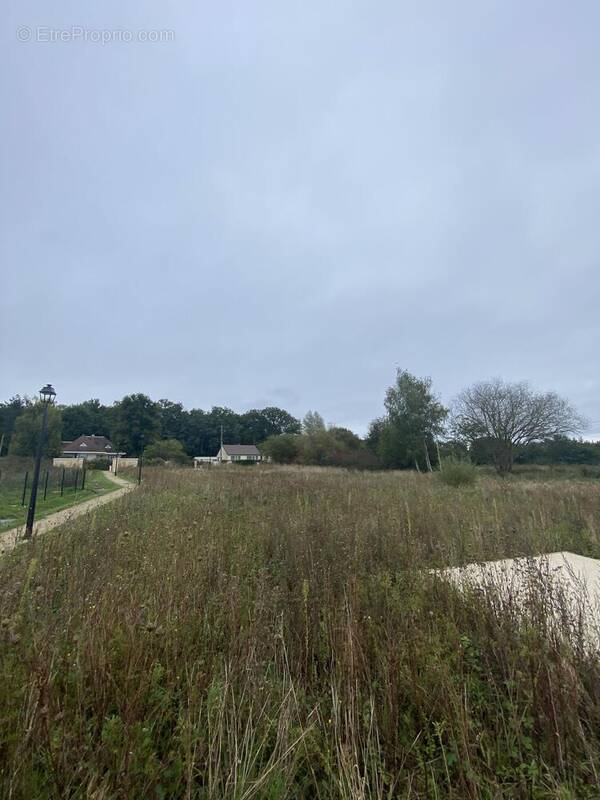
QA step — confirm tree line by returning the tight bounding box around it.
[364,372,587,473]
[0,395,301,459]
[0,371,591,473]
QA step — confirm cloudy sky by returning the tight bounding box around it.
[2,1,599,434]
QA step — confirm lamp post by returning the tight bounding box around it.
[24,384,56,540]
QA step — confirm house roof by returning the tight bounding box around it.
[221,444,261,456]
[63,435,115,453]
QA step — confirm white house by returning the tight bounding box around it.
[194,444,262,467]
[217,444,261,463]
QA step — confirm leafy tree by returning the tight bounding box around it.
[437,438,469,462]
[9,403,63,457]
[543,436,599,464]
[261,434,301,464]
[328,426,362,450]
[302,410,326,435]
[110,394,160,455]
[299,428,380,469]
[515,436,600,466]
[240,410,272,444]
[206,407,242,453]
[61,399,110,441]
[260,407,301,435]
[298,430,338,465]
[0,395,29,453]
[240,407,302,444]
[452,379,586,473]
[377,370,448,469]
[468,436,506,466]
[144,438,188,464]
[183,408,209,456]
[157,399,188,441]
[365,417,386,453]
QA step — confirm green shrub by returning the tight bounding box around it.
[261,434,301,464]
[85,457,110,471]
[143,439,188,464]
[581,465,600,479]
[438,457,477,486]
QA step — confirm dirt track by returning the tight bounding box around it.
[0,472,135,554]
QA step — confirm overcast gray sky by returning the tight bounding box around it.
[2,1,599,435]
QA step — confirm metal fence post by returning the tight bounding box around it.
[60,467,65,496]
[43,469,49,500]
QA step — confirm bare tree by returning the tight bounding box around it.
[452,379,586,473]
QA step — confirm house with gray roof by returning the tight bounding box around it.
[217,444,262,463]
[193,443,262,467]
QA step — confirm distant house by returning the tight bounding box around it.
[194,444,262,467]
[217,444,262,463]
[61,435,125,461]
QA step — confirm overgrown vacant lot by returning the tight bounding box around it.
[2,467,600,799]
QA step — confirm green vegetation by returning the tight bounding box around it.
[0,375,594,472]
[144,438,189,464]
[262,427,380,469]
[438,456,478,487]
[85,456,111,471]
[9,403,63,458]
[113,466,139,484]
[371,369,448,470]
[0,459,118,532]
[1,394,303,459]
[1,466,600,797]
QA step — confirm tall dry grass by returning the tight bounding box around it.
[1,466,600,798]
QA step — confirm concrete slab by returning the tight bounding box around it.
[436,551,600,647]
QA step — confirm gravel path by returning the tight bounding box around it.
[0,472,136,554]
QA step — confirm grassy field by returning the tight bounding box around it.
[1,466,600,798]
[0,461,119,533]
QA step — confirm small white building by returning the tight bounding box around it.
[193,456,220,467]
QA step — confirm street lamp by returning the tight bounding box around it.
[24,384,56,540]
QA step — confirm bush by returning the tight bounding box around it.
[144,456,167,467]
[85,457,110,471]
[438,457,477,487]
[143,439,188,464]
[261,434,301,464]
[581,465,600,479]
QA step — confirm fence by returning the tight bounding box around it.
[0,461,91,508]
